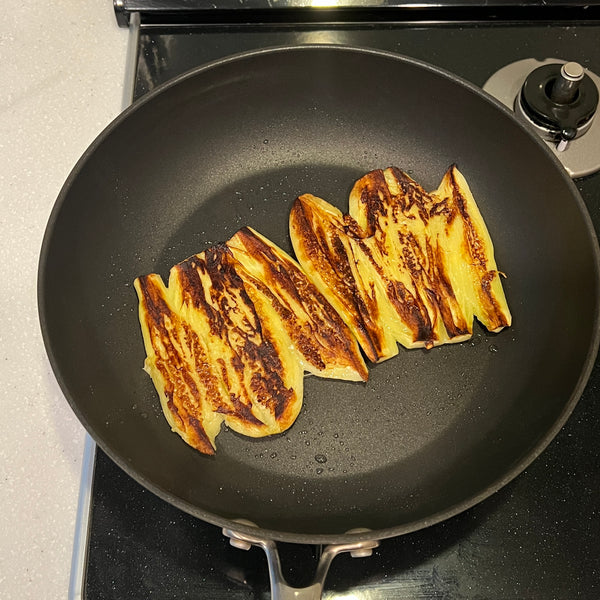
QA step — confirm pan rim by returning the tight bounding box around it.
[38,44,600,545]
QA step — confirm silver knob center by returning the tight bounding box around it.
[562,61,585,82]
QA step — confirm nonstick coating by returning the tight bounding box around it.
[39,46,600,544]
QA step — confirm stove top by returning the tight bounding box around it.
[74,8,600,599]
[113,0,600,27]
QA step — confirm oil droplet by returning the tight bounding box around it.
[470,335,482,347]
[315,454,327,464]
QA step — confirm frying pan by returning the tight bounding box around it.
[38,46,600,597]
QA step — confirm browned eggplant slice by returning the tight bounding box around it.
[430,165,512,333]
[170,246,304,438]
[134,273,225,455]
[227,226,368,382]
[291,166,511,361]
[289,193,399,363]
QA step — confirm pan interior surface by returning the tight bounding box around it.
[39,46,600,542]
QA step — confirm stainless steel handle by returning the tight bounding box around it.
[223,525,379,600]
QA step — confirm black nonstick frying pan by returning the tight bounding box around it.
[38,46,600,596]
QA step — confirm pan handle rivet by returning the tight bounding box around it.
[222,521,257,551]
[350,547,375,558]
[343,528,378,558]
[228,537,253,551]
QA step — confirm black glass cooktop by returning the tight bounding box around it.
[82,19,600,599]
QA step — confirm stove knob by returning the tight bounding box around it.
[517,61,599,152]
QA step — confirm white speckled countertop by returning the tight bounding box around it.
[0,2,128,598]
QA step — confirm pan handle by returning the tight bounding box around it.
[223,525,379,600]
